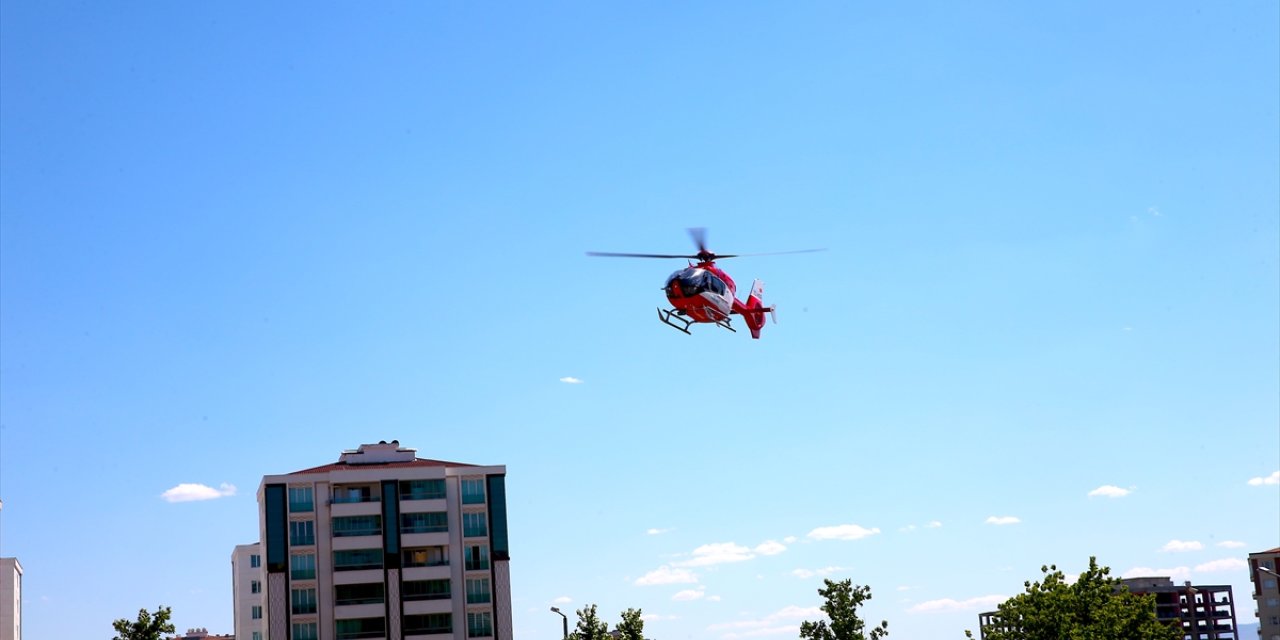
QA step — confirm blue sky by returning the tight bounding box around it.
[1,2,1276,639]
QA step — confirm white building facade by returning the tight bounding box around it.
[245,441,511,640]
[0,557,20,640]
[232,543,265,640]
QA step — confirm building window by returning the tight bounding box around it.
[332,485,378,504]
[289,520,315,546]
[334,549,383,571]
[252,633,262,640]
[461,478,486,504]
[405,613,452,635]
[463,512,488,538]
[336,582,386,606]
[400,479,446,500]
[249,554,261,568]
[292,623,318,640]
[465,544,490,571]
[403,546,449,567]
[291,553,316,580]
[403,578,451,601]
[336,617,386,640]
[467,611,493,638]
[332,515,382,537]
[466,578,492,604]
[250,606,262,620]
[288,486,314,512]
[250,580,261,594]
[401,511,448,533]
[291,587,317,614]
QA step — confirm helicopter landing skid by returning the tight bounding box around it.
[656,307,736,335]
[657,307,693,335]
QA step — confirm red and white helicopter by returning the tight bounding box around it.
[588,228,822,339]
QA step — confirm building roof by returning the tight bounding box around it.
[289,457,478,475]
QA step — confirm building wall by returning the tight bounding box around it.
[1251,549,1280,640]
[231,543,265,640]
[0,558,21,640]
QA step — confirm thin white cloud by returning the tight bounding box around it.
[635,566,698,586]
[1216,540,1246,549]
[1123,566,1192,582]
[897,586,912,592]
[559,376,584,384]
[754,540,787,556]
[783,535,798,544]
[674,542,756,567]
[792,566,844,579]
[642,613,679,622]
[985,516,1020,526]
[806,524,881,541]
[709,606,822,634]
[1088,485,1132,498]
[1248,470,1279,486]
[647,527,673,535]
[902,520,943,532]
[909,595,1006,614]
[552,596,572,605]
[673,588,706,601]
[160,483,237,503]
[1195,558,1247,573]
[721,626,800,639]
[1161,540,1204,553]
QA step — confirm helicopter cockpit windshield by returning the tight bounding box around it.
[665,268,728,298]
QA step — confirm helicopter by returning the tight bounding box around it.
[587,228,822,339]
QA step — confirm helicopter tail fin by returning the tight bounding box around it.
[743,279,774,339]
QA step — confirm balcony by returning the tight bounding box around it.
[331,501,381,518]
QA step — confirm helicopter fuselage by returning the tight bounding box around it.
[663,262,737,323]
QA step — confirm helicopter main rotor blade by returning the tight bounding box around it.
[586,251,701,259]
[725,248,827,258]
[688,227,708,254]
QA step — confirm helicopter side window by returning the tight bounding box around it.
[704,274,727,295]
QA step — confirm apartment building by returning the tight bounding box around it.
[247,441,511,640]
[232,543,265,640]
[1119,577,1238,640]
[1249,547,1280,640]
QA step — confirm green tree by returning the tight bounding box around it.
[799,579,889,640]
[614,607,646,640]
[964,557,1181,640]
[111,606,175,640]
[569,604,611,640]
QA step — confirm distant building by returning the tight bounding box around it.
[0,558,20,640]
[237,441,512,640]
[1249,547,1280,640]
[168,629,232,640]
[975,577,1238,640]
[232,543,265,640]
[1119,577,1238,640]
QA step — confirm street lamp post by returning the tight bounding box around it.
[551,606,569,639]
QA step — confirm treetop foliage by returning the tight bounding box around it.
[799,578,889,640]
[111,606,175,640]
[964,557,1181,640]
[568,604,646,640]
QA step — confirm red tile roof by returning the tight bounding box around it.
[289,458,478,475]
